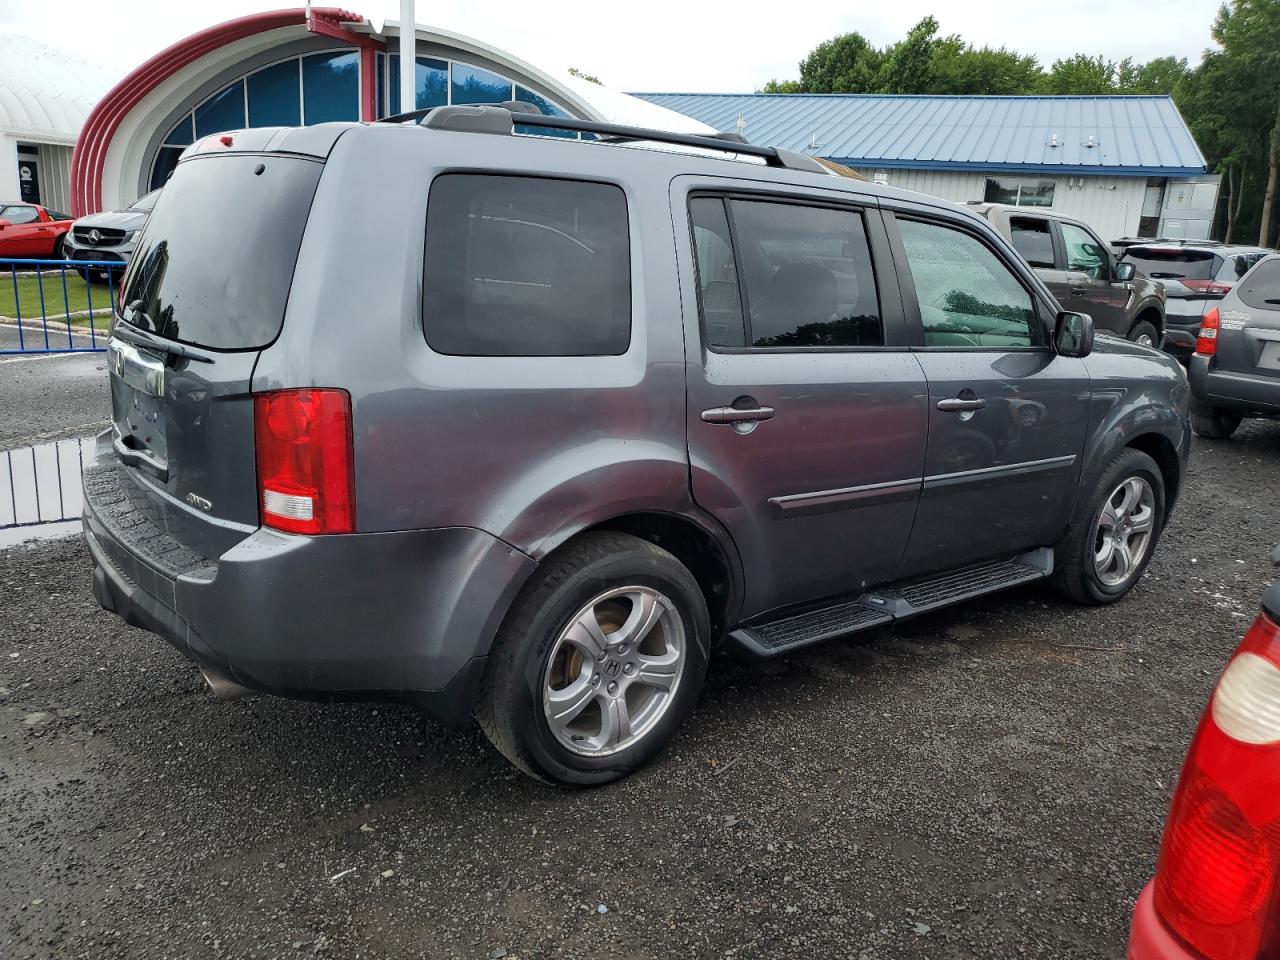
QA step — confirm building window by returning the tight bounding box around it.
[247,59,302,127]
[984,177,1055,208]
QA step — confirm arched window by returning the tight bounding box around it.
[151,49,580,189]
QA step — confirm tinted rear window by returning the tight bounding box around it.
[1122,248,1216,281]
[1238,259,1280,311]
[1009,217,1055,268]
[422,174,631,356]
[121,154,321,350]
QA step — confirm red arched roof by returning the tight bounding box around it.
[70,7,361,215]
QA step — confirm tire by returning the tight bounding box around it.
[51,236,64,260]
[1128,319,1160,348]
[476,531,709,787]
[1055,448,1165,606]
[1191,407,1242,440]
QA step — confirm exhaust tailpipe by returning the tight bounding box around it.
[199,665,253,701]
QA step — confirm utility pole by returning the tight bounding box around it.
[399,0,415,115]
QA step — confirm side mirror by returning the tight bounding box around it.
[0,219,10,231]
[1055,310,1094,358]
[1114,261,1136,282]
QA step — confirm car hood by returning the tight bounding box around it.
[72,210,147,231]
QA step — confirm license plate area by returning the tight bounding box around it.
[108,338,169,474]
[1258,340,1280,371]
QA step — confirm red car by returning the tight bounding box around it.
[1128,573,1280,959]
[0,201,74,258]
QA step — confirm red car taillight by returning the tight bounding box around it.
[1196,307,1221,357]
[1151,611,1280,960]
[254,389,355,535]
[1182,279,1234,296]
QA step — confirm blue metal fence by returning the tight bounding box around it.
[0,257,126,354]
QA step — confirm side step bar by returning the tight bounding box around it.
[726,548,1053,658]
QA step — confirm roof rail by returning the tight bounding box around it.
[387,104,828,175]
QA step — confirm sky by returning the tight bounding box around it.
[0,0,1225,93]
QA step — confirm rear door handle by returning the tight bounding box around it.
[936,397,987,413]
[701,405,776,424]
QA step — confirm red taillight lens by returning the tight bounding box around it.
[254,389,354,535]
[1152,612,1280,960]
[1196,307,1221,357]
[1183,279,1234,295]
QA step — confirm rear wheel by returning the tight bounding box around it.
[476,532,709,787]
[1191,407,1242,440]
[51,236,64,260]
[1128,319,1160,348]
[1055,448,1165,605]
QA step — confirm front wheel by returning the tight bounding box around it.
[1055,448,1165,605]
[1191,407,1242,440]
[1128,320,1160,348]
[476,532,709,787]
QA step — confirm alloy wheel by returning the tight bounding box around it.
[542,586,686,757]
[1093,476,1156,587]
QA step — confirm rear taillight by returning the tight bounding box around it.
[1183,279,1234,296]
[1196,307,1221,357]
[1152,611,1280,960]
[254,389,354,535]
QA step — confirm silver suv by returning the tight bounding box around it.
[83,108,1191,786]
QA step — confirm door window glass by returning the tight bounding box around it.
[0,205,39,225]
[423,174,631,356]
[689,197,746,348]
[727,199,883,348]
[1009,217,1055,268]
[898,219,1040,348]
[1060,223,1109,280]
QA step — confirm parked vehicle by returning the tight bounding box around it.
[82,108,1191,786]
[0,201,73,258]
[1187,254,1280,439]
[1127,561,1280,960]
[969,203,1167,349]
[1122,243,1270,359]
[64,190,160,272]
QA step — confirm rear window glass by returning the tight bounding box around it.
[1009,217,1055,269]
[121,154,321,350]
[1238,259,1280,311]
[1122,249,1216,281]
[422,174,631,356]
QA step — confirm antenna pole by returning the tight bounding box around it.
[399,0,416,116]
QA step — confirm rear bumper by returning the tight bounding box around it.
[1189,355,1280,415]
[1127,884,1198,960]
[83,462,536,724]
[1161,328,1196,359]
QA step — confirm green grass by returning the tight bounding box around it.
[0,271,118,331]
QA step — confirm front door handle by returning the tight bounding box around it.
[701,405,776,424]
[936,397,986,413]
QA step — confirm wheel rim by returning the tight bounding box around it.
[1136,333,1154,347]
[542,586,686,758]
[1093,476,1156,587]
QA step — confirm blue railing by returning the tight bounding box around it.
[0,257,126,354]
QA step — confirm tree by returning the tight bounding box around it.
[797,32,884,93]
[1040,54,1117,95]
[1116,56,1190,94]
[877,17,941,93]
[930,39,1043,95]
[1211,0,1280,246]
[760,78,802,93]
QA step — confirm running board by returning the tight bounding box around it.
[726,548,1053,658]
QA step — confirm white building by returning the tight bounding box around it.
[0,33,112,214]
[637,92,1216,242]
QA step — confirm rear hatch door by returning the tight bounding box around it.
[1122,247,1222,323]
[108,150,323,557]
[1217,257,1280,379]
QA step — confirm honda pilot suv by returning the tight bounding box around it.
[84,107,1191,786]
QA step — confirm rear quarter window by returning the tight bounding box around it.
[422,174,631,356]
[1238,259,1280,312]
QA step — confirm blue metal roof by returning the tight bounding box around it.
[630,93,1207,177]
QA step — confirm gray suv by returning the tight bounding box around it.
[970,204,1167,350]
[83,108,1191,786]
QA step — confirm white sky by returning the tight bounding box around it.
[0,0,1224,93]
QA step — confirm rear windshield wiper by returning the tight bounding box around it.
[113,310,213,364]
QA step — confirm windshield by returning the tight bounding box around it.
[129,190,161,213]
[121,154,322,350]
[1122,248,1216,281]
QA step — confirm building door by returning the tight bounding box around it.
[17,157,40,204]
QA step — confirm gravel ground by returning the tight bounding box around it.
[1,422,1277,960]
